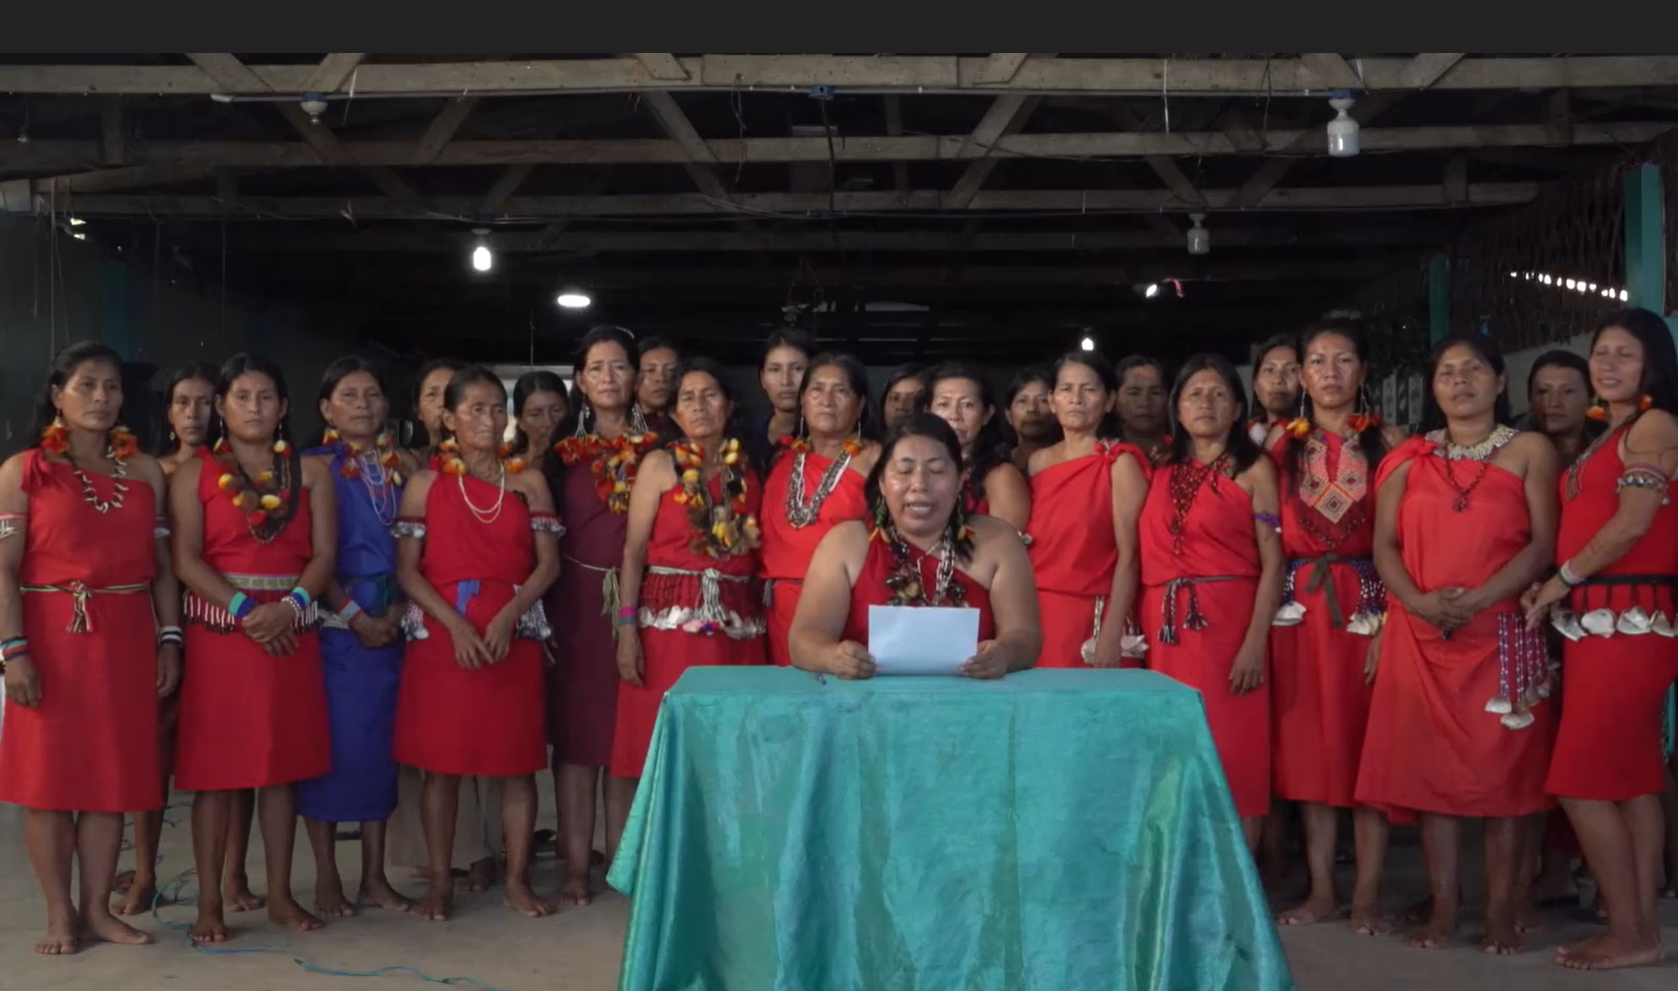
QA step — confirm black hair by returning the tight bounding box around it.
[1163,353,1262,473]
[798,351,876,440]
[669,356,750,454]
[1418,334,1513,435]
[1004,364,1055,409]
[1592,308,1678,415]
[410,356,467,451]
[1526,349,1590,397]
[637,336,681,362]
[864,411,974,563]
[1115,354,1167,385]
[511,369,570,455]
[1253,334,1299,368]
[1051,350,1122,439]
[759,327,817,371]
[1284,320,1390,492]
[436,365,510,447]
[557,325,639,439]
[314,355,390,447]
[31,341,126,448]
[925,361,1011,513]
[153,360,220,455]
[883,363,928,396]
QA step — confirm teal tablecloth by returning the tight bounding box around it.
[608,668,1294,991]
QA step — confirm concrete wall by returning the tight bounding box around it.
[0,217,358,457]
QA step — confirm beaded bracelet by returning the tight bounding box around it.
[1558,560,1584,588]
[615,605,638,627]
[338,600,364,623]
[228,592,255,620]
[158,625,184,646]
[288,588,312,610]
[1,636,29,662]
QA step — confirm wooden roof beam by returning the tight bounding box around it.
[14,183,1542,219]
[11,122,1667,179]
[7,55,1659,97]
[945,93,1043,209]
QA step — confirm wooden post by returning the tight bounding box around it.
[1428,253,1451,343]
[1624,164,1673,334]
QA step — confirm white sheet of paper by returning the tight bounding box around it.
[867,605,980,676]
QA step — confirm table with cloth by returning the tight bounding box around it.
[608,667,1294,991]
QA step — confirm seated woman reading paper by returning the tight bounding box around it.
[789,413,1041,679]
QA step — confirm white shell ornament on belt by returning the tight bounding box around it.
[1119,633,1148,659]
[1653,611,1678,637]
[1551,609,1586,641]
[1616,606,1653,635]
[1273,602,1306,627]
[1580,608,1618,638]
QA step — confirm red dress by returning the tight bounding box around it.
[1026,442,1148,667]
[176,449,330,791]
[1545,429,1678,801]
[547,464,629,768]
[1356,437,1553,818]
[759,450,868,667]
[393,474,548,776]
[841,538,996,646]
[0,452,161,812]
[1269,432,1383,808]
[610,475,766,779]
[1138,461,1269,817]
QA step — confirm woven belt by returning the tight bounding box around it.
[645,565,749,628]
[1158,575,1239,645]
[20,581,148,633]
[563,555,621,619]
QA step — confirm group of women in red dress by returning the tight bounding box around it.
[3,308,1677,973]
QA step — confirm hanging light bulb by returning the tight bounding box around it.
[1080,336,1096,352]
[469,227,493,273]
[1326,92,1359,158]
[1186,213,1210,256]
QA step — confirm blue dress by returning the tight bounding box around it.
[296,447,405,823]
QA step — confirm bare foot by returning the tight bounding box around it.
[190,905,230,944]
[413,886,453,922]
[114,877,160,917]
[358,878,414,913]
[35,911,79,955]
[1405,903,1457,949]
[504,881,557,918]
[1350,898,1393,937]
[1401,895,1431,925]
[558,870,593,907]
[313,875,355,919]
[460,857,495,893]
[81,908,154,946]
[1515,902,1546,935]
[1556,933,1664,970]
[267,897,324,932]
[1482,913,1524,955]
[223,876,264,913]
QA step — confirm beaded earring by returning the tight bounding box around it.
[1347,381,1380,433]
[1585,396,1609,421]
[1283,391,1311,439]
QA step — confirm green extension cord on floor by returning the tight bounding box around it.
[130,805,508,991]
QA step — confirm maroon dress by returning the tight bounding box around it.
[548,466,627,768]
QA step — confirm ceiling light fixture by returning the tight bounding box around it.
[556,292,593,309]
[1326,91,1359,158]
[1080,336,1096,352]
[1186,213,1209,255]
[470,227,493,273]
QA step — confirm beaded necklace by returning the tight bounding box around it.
[47,426,138,514]
[879,523,965,607]
[1166,453,1230,555]
[1426,424,1517,511]
[671,438,760,558]
[438,440,522,525]
[213,437,297,543]
[782,436,864,529]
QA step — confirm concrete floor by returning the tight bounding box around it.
[2,798,1675,991]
